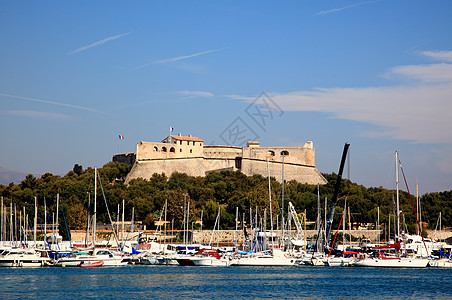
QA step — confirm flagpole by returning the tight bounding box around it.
[117,135,124,153]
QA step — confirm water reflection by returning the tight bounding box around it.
[0,266,451,299]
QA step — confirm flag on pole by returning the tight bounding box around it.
[119,135,124,140]
[169,127,174,133]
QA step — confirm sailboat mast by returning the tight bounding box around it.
[200,210,203,244]
[34,196,37,247]
[163,199,167,246]
[56,193,59,235]
[85,193,90,247]
[416,184,419,235]
[395,151,400,242]
[267,158,273,235]
[183,193,187,245]
[44,198,47,246]
[377,206,380,245]
[281,152,285,247]
[122,199,125,247]
[187,201,190,244]
[316,185,320,233]
[93,167,97,247]
[234,207,238,249]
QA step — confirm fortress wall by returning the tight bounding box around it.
[203,146,242,159]
[125,156,239,183]
[125,137,326,186]
[125,157,206,182]
[136,141,203,161]
[241,159,327,185]
[201,157,238,172]
[242,145,315,166]
[112,152,136,165]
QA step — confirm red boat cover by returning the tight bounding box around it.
[372,242,401,250]
[197,249,220,260]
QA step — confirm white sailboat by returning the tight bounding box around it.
[54,167,126,267]
[353,152,429,268]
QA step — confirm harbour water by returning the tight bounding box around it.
[1,265,451,299]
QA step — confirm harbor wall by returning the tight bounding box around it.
[70,229,452,245]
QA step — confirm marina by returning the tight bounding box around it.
[0,264,451,299]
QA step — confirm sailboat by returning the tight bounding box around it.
[353,152,429,268]
[54,167,126,267]
[230,155,296,267]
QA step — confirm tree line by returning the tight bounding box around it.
[0,162,450,239]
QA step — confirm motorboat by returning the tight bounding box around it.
[54,248,126,267]
[176,249,231,266]
[230,249,295,266]
[0,248,50,267]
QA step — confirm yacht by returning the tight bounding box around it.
[230,249,295,266]
[0,248,50,267]
[54,248,126,267]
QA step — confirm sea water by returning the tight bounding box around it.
[0,265,451,299]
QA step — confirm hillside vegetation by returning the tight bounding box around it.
[0,162,450,239]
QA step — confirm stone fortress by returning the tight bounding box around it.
[113,134,327,185]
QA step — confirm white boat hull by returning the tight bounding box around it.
[230,256,295,266]
[353,257,429,268]
[191,257,230,266]
[429,259,452,268]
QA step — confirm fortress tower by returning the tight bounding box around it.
[113,134,327,185]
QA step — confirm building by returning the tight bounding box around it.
[113,134,327,185]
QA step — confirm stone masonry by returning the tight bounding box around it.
[113,134,327,185]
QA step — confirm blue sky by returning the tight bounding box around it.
[1,1,451,194]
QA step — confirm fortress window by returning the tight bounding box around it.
[154,146,158,151]
[162,147,167,152]
[187,141,189,145]
[193,141,196,145]
[180,149,182,152]
[268,150,275,156]
[170,147,175,153]
[281,150,289,156]
[190,149,193,153]
[235,157,242,169]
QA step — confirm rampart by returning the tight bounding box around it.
[115,134,327,185]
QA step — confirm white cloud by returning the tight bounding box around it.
[236,51,452,145]
[69,31,133,55]
[178,90,214,98]
[7,110,70,120]
[223,94,256,101]
[422,50,452,62]
[392,63,452,83]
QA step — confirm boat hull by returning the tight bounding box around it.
[79,261,104,267]
[353,258,429,268]
[230,257,295,266]
[191,258,230,266]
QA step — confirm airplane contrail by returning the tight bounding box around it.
[0,93,112,116]
[132,48,221,70]
[317,0,380,15]
[69,31,133,55]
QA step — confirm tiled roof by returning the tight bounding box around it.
[169,135,204,142]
